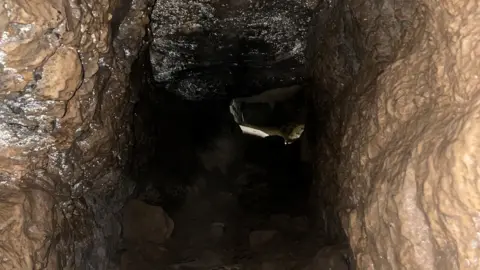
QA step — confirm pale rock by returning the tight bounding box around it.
[36,46,83,100]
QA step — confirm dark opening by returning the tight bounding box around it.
[121,0,354,268]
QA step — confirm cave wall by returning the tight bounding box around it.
[3,0,480,267]
[307,0,480,268]
[0,0,152,268]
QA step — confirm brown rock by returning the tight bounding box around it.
[122,200,174,244]
[121,252,152,270]
[306,0,480,266]
[36,46,83,100]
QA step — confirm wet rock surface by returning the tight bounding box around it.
[149,0,314,100]
[0,0,152,268]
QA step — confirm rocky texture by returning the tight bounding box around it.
[307,0,480,268]
[149,0,315,100]
[196,118,244,175]
[0,0,152,268]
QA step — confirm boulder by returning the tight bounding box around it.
[122,200,174,244]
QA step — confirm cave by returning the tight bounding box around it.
[1,0,480,269]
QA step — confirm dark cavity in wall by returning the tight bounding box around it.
[123,0,317,214]
[127,44,237,213]
[115,0,359,266]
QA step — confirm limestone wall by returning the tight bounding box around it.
[307,0,480,268]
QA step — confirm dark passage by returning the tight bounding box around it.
[119,0,354,268]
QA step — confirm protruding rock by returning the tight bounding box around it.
[122,200,174,244]
[197,135,241,175]
[36,46,83,100]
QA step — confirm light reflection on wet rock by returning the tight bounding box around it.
[150,0,314,100]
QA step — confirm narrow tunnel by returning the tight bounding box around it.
[1,0,480,269]
[124,8,331,266]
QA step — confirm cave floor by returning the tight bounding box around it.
[164,171,318,270]
[120,165,352,270]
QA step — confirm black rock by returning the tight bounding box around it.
[149,0,314,100]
